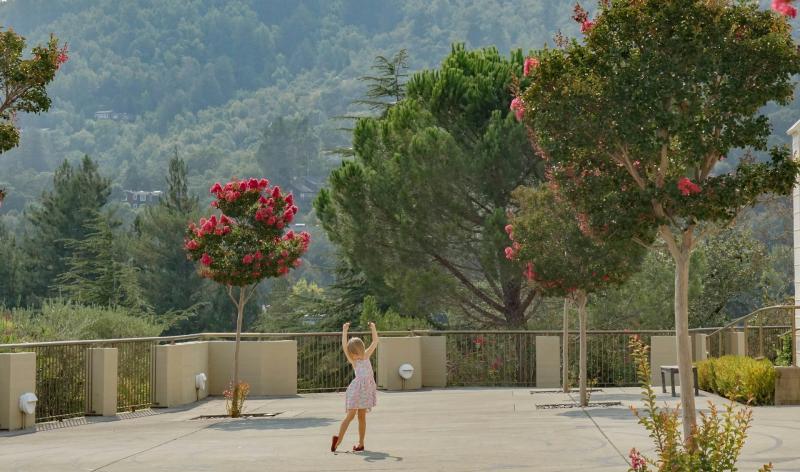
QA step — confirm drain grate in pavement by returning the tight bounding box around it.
[530,388,602,394]
[191,412,283,420]
[535,401,621,410]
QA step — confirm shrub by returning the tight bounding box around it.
[696,356,776,406]
[627,336,772,472]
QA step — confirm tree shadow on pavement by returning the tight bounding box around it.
[206,417,335,431]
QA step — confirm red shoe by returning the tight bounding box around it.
[353,444,364,452]
[331,435,339,452]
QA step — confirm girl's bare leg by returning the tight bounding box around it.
[357,409,367,447]
[336,410,357,449]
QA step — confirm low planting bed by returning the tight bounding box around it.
[696,356,775,406]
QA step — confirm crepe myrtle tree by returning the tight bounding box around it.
[519,0,800,440]
[506,185,645,406]
[185,178,310,415]
[0,28,68,206]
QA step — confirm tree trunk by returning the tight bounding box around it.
[232,286,245,417]
[673,245,696,444]
[562,298,570,393]
[576,291,588,407]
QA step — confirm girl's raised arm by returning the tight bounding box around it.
[365,322,379,357]
[341,322,352,362]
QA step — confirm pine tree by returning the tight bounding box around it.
[132,154,211,331]
[22,156,111,303]
[55,213,150,312]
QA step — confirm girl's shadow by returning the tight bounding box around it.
[343,450,403,462]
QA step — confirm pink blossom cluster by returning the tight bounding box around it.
[254,188,298,229]
[56,43,69,69]
[523,57,540,76]
[510,97,525,121]
[773,0,797,18]
[628,448,647,471]
[210,178,269,204]
[187,214,233,242]
[573,3,595,33]
[677,177,702,196]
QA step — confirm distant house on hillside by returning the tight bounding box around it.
[123,190,162,209]
[94,110,133,122]
[287,176,322,202]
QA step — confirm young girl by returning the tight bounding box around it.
[331,321,378,452]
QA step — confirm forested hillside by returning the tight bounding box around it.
[0,0,797,338]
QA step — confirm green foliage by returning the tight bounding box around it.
[627,336,772,472]
[255,279,327,332]
[0,27,65,155]
[255,116,321,187]
[55,213,151,313]
[775,332,793,367]
[20,156,111,303]
[317,45,543,327]
[7,299,163,341]
[524,0,800,243]
[358,296,429,331]
[354,49,409,114]
[696,356,776,406]
[509,185,645,297]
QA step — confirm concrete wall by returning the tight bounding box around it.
[207,340,297,396]
[377,337,422,391]
[775,366,800,405]
[155,341,209,407]
[89,348,117,416]
[0,352,36,431]
[420,336,447,388]
[536,336,560,388]
[650,336,677,386]
[789,119,800,366]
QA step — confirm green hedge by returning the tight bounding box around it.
[696,356,776,406]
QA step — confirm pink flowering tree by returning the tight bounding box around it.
[520,0,800,440]
[507,186,645,406]
[185,177,310,414]
[0,28,68,206]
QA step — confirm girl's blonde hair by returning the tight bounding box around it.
[347,337,366,356]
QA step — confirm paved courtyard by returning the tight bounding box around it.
[1,387,798,471]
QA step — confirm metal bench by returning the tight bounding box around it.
[659,365,699,397]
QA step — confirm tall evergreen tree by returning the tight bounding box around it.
[22,156,111,303]
[0,221,22,305]
[132,154,213,332]
[255,116,321,187]
[55,213,150,312]
[316,45,545,328]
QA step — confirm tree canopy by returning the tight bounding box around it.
[316,45,544,328]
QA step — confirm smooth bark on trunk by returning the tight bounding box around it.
[562,298,570,393]
[231,286,246,417]
[673,248,696,443]
[660,225,697,444]
[576,291,588,407]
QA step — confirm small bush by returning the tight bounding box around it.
[696,356,776,406]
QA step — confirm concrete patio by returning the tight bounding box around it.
[1,387,798,472]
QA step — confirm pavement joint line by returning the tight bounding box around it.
[568,391,630,468]
[89,399,292,471]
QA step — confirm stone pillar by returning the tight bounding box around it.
[0,352,36,431]
[789,119,800,366]
[377,337,422,391]
[693,334,708,362]
[650,336,677,386]
[535,336,560,388]
[89,348,118,416]
[726,332,745,357]
[420,336,447,388]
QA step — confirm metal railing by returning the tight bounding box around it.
[705,305,798,365]
[1,320,796,423]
